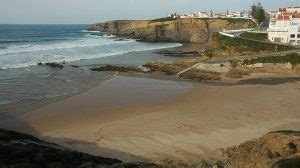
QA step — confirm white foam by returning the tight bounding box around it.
[0,100,16,106]
[0,36,132,55]
[103,34,117,38]
[0,35,182,70]
[81,30,100,33]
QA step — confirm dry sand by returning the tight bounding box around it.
[3,76,300,164]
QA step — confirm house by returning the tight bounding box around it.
[228,12,242,18]
[268,18,291,43]
[241,12,250,18]
[168,10,250,19]
[286,6,300,13]
[268,7,300,45]
[168,13,180,18]
[289,18,300,45]
[198,12,209,18]
[214,13,227,18]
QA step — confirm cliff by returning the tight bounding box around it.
[88,18,255,43]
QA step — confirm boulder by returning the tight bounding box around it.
[45,62,64,69]
[90,65,141,72]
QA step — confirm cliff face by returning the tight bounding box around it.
[88,18,255,43]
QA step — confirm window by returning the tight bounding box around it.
[298,34,300,38]
[291,34,296,38]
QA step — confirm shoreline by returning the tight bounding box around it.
[1,39,300,165]
[2,74,299,164]
[0,43,185,119]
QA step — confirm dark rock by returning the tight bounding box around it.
[156,50,201,57]
[71,65,80,68]
[114,38,129,42]
[267,150,281,159]
[114,162,159,168]
[285,142,297,154]
[272,156,300,168]
[37,62,43,66]
[45,62,64,69]
[90,65,141,72]
[0,128,122,167]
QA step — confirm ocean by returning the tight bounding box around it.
[0,24,181,117]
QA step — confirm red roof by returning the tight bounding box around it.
[291,13,300,18]
[273,13,300,20]
[282,13,300,18]
[277,15,290,20]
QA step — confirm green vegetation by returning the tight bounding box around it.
[201,18,257,28]
[240,32,268,41]
[161,66,180,75]
[251,2,266,24]
[217,34,295,52]
[243,53,300,66]
[150,17,177,23]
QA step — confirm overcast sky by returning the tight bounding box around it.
[0,0,299,24]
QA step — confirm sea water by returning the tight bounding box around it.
[0,24,181,116]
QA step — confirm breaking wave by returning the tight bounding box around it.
[0,35,181,69]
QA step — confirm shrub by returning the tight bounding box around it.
[217,34,295,52]
[243,53,300,66]
[150,17,177,23]
[161,66,180,75]
[240,32,268,41]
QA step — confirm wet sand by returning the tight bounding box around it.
[2,75,300,164]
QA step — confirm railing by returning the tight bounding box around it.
[219,32,235,37]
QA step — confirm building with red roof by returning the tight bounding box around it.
[268,7,300,45]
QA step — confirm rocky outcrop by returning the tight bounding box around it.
[179,68,222,81]
[223,131,300,168]
[155,50,202,57]
[38,62,64,69]
[88,18,255,43]
[90,65,143,72]
[0,129,121,168]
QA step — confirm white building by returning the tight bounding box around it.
[268,7,300,45]
[241,12,250,18]
[268,19,291,43]
[168,10,249,19]
[289,19,300,45]
[286,7,300,13]
[198,12,209,18]
[228,12,242,18]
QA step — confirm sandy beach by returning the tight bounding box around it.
[2,75,299,164]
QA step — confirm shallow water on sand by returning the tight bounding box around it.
[0,24,181,117]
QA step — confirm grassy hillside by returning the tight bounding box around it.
[240,32,268,41]
[217,34,295,52]
[243,53,300,66]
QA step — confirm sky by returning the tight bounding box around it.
[0,0,299,24]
